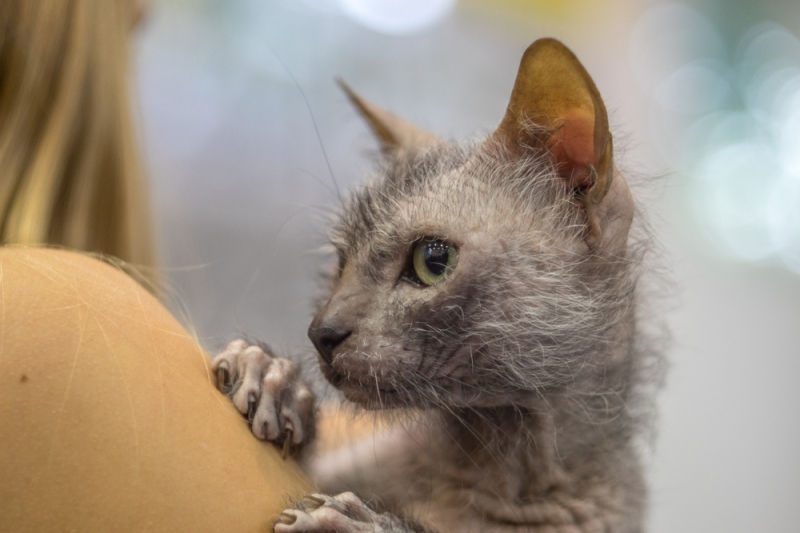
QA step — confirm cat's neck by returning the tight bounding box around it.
[430,332,640,502]
[425,396,636,509]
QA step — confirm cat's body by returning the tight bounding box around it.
[311,408,646,533]
[213,39,663,533]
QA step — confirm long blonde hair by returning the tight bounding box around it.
[0,0,155,271]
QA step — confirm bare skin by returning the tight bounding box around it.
[0,248,311,532]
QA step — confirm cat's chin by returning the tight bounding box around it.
[339,384,407,409]
[319,361,402,407]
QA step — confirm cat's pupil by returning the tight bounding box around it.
[423,240,449,276]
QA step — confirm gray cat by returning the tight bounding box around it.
[212,38,663,533]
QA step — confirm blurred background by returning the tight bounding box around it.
[132,0,800,531]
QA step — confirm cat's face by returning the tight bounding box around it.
[311,148,612,409]
[308,39,635,409]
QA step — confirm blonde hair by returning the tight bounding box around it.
[0,0,155,272]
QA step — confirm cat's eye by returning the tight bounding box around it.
[411,237,457,286]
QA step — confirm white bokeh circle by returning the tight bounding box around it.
[338,0,457,35]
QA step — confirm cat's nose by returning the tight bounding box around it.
[308,325,351,365]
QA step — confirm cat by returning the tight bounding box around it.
[212,38,663,533]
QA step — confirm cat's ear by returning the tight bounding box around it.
[338,79,439,156]
[485,38,630,250]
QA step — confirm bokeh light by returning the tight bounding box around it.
[634,6,800,275]
[338,0,457,35]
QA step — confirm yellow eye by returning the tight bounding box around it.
[412,238,457,286]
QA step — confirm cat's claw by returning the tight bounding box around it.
[215,362,230,390]
[212,339,315,451]
[274,492,412,533]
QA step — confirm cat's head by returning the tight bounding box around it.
[310,39,636,409]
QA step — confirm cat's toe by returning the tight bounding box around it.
[273,505,369,533]
[255,356,315,448]
[273,492,409,533]
[211,339,248,393]
[280,382,315,445]
[229,345,272,416]
[251,382,282,441]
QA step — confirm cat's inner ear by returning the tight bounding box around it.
[486,38,621,247]
[338,79,439,156]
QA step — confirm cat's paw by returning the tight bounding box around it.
[212,339,315,451]
[274,493,412,533]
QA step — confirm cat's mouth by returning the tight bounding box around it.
[318,359,406,407]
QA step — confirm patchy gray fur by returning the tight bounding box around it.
[301,139,664,532]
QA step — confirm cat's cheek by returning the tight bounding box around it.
[321,331,419,385]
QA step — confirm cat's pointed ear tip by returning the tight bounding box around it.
[335,77,353,96]
[336,77,362,106]
[527,37,568,51]
[520,38,577,62]
[334,78,440,154]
